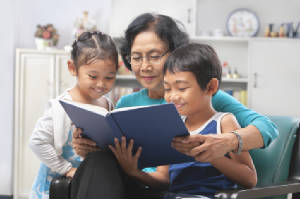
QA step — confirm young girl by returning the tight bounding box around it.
[109,43,257,198]
[29,31,118,199]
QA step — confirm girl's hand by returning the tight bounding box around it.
[72,128,100,158]
[65,167,77,178]
[172,133,236,162]
[109,136,142,177]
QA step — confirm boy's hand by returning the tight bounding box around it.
[109,136,142,177]
[72,128,100,158]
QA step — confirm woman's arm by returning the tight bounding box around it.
[211,114,257,188]
[109,137,169,189]
[172,90,279,162]
[212,90,278,149]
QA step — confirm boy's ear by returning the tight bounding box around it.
[206,78,219,95]
[68,60,77,76]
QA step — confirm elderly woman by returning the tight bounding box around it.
[70,13,278,199]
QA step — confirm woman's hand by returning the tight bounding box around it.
[72,128,100,158]
[65,167,77,178]
[172,133,237,162]
[109,136,142,177]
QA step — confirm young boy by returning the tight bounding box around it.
[110,43,257,198]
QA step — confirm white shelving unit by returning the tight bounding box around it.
[190,36,299,116]
[14,49,75,199]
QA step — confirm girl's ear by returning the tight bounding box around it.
[68,60,77,76]
[206,78,219,95]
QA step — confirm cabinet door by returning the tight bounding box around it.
[55,54,76,95]
[109,0,196,37]
[249,39,300,117]
[14,51,56,198]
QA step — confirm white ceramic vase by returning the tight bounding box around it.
[35,38,53,50]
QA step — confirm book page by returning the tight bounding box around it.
[60,99,108,116]
[111,104,162,113]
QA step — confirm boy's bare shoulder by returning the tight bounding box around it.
[220,113,240,133]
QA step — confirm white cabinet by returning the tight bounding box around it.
[248,38,300,117]
[191,37,300,117]
[14,49,74,199]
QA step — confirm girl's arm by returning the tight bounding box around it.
[29,101,73,176]
[211,114,257,188]
[212,90,278,150]
[109,137,169,189]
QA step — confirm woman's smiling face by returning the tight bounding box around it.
[130,31,169,93]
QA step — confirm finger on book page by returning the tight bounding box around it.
[73,128,82,138]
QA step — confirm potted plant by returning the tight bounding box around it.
[34,24,59,49]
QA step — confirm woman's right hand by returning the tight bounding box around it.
[72,128,100,158]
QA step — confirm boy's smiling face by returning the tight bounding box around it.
[163,70,212,116]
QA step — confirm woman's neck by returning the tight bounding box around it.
[185,106,216,132]
[147,86,164,99]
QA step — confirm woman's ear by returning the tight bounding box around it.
[68,60,77,76]
[206,78,219,95]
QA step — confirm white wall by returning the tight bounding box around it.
[15,0,112,49]
[109,0,196,37]
[0,0,15,195]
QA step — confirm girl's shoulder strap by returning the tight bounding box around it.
[103,95,114,111]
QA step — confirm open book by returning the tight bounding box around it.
[59,100,194,168]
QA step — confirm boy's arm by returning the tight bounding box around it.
[131,165,170,190]
[211,114,257,188]
[109,137,169,189]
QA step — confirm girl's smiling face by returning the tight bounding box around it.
[69,59,117,102]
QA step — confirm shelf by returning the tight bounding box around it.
[191,36,249,42]
[190,36,299,43]
[117,75,247,84]
[222,78,248,83]
[116,74,135,80]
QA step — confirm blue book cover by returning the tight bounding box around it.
[59,100,194,168]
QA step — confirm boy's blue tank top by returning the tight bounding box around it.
[169,113,237,198]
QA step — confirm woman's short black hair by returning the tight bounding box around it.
[71,31,119,70]
[120,13,189,70]
[163,43,222,91]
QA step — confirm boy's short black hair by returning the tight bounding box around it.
[163,43,222,91]
[120,13,189,71]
